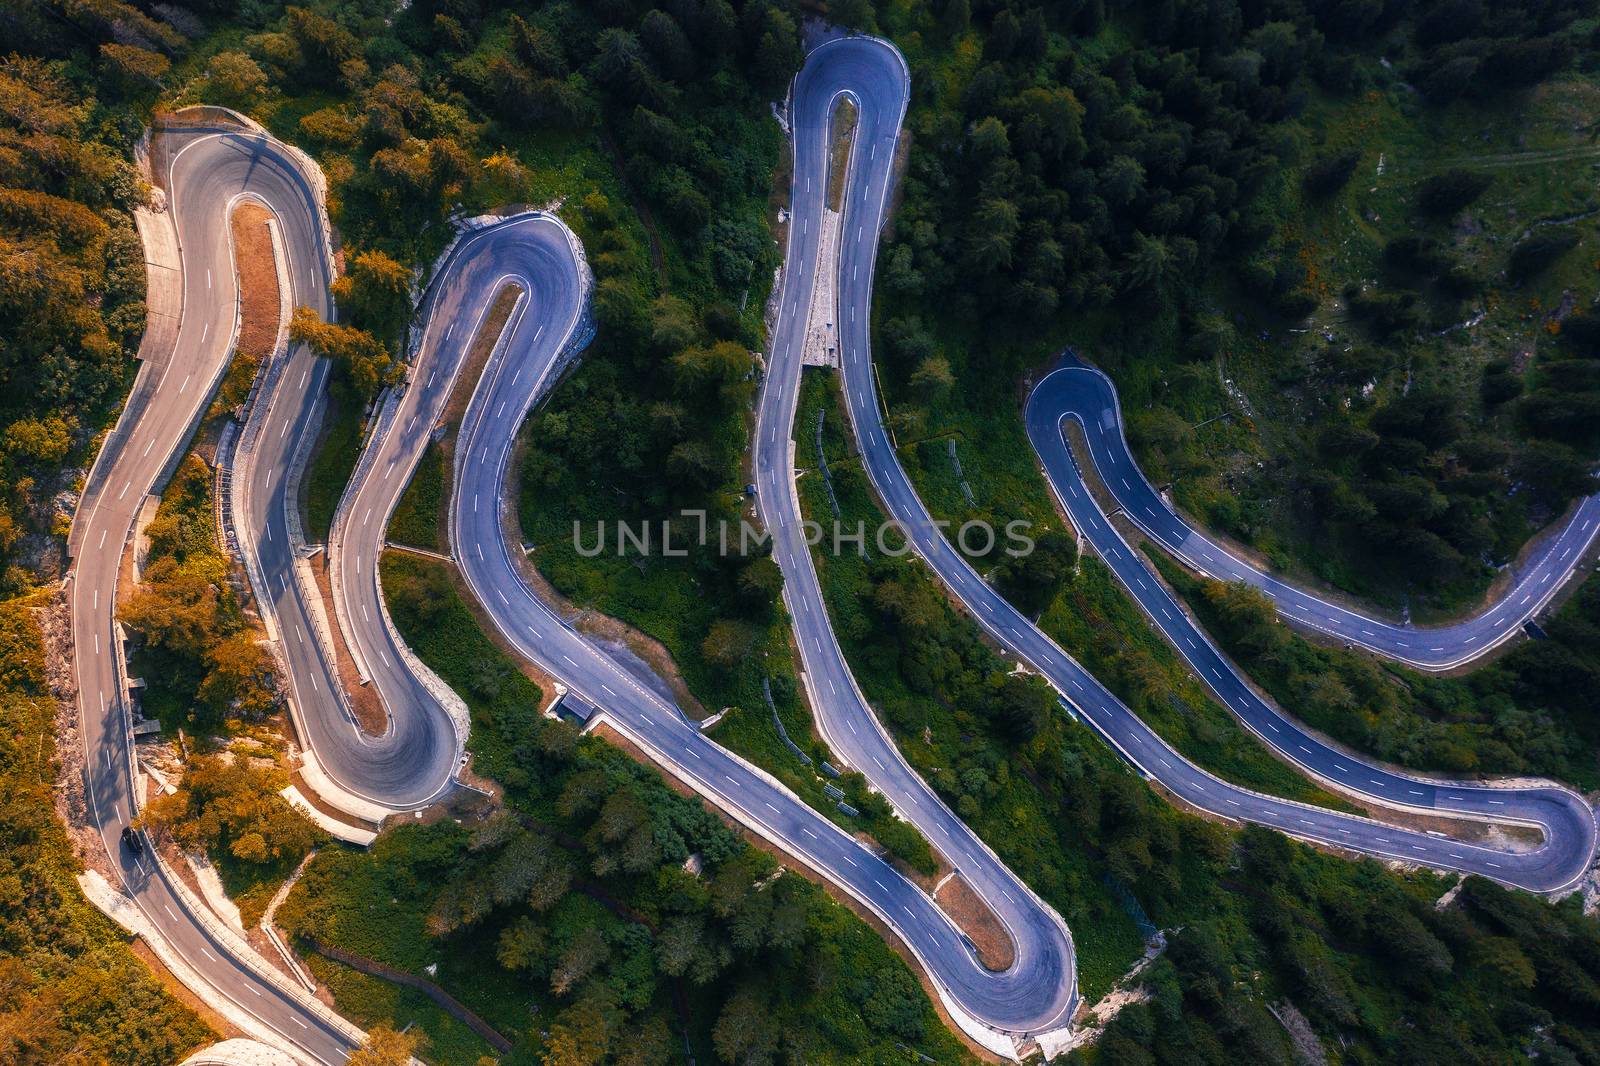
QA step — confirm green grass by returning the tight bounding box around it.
[387,441,445,552]
[303,385,362,543]
[215,850,297,929]
[306,562,557,1060]
[303,954,494,1066]
[827,97,857,212]
[1038,555,1360,812]
[379,552,542,769]
[524,526,768,718]
[207,349,261,423]
[876,358,1061,560]
[526,489,941,873]
[280,827,555,1062]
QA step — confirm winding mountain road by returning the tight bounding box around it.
[68,117,364,1065]
[68,38,1598,1066]
[779,38,1597,897]
[227,165,458,820]
[1029,354,1600,671]
[423,213,1078,1052]
[753,34,1080,1047]
[72,108,1083,1061]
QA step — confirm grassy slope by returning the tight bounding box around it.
[1148,545,1600,789]
[858,358,1356,811]
[386,441,445,552]
[291,832,536,1066]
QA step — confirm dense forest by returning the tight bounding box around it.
[0,597,212,1063]
[795,369,1600,1066]
[0,14,154,596]
[862,0,1600,612]
[310,550,970,1064]
[5,0,1600,1064]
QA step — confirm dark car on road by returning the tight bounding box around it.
[121,824,145,857]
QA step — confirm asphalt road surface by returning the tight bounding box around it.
[69,121,361,1064]
[72,44,1597,1066]
[1030,355,1600,671]
[418,207,1079,1043]
[76,112,1083,1057]
[753,35,1079,1041]
[789,42,1598,894]
[231,173,457,816]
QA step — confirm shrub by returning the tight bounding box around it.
[1416,169,1492,216]
[1509,227,1579,282]
[1303,149,1361,196]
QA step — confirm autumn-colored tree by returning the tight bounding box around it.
[195,634,279,720]
[346,1025,417,1066]
[479,148,526,193]
[3,416,76,465]
[496,916,549,973]
[368,137,475,214]
[298,106,360,149]
[290,306,397,398]
[141,754,321,866]
[332,249,412,340]
[283,6,361,86]
[906,353,952,402]
[0,188,107,250]
[206,52,268,108]
[98,43,169,93]
[119,558,223,658]
[542,992,615,1066]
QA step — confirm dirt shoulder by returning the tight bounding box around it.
[230,203,280,360]
[934,872,1016,972]
[306,554,386,736]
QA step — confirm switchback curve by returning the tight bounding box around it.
[1030,353,1600,672]
[786,38,1597,901]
